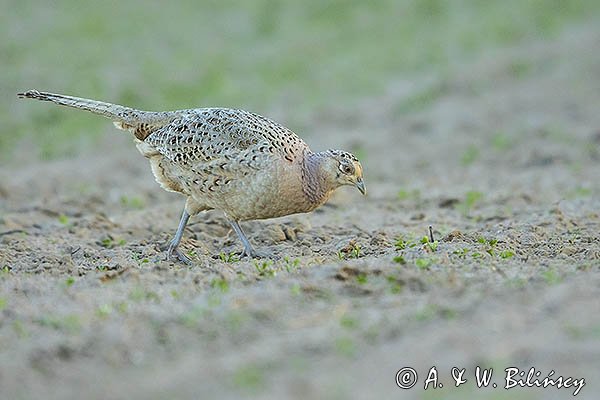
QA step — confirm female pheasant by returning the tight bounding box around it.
[18,90,366,263]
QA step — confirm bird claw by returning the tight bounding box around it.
[166,242,194,265]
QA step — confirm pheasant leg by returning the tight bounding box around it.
[228,219,262,258]
[167,208,192,264]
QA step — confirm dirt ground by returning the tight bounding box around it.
[1,23,599,400]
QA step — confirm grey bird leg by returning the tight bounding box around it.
[228,219,259,258]
[167,208,192,265]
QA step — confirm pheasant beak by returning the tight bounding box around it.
[355,177,366,195]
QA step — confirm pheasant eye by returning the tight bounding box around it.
[340,164,353,174]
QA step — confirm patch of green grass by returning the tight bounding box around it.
[397,189,421,202]
[414,304,438,321]
[568,187,592,199]
[187,249,198,260]
[452,248,470,259]
[395,237,407,251]
[65,276,76,287]
[120,195,145,210]
[219,252,239,263]
[129,286,161,303]
[395,82,447,114]
[37,314,81,333]
[395,235,418,250]
[340,315,359,330]
[349,243,361,259]
[393,255,406,265]
[96,304,113,318]
[421,236,439,252]
[233,365,265,392]
[542,269,562,285]
[283,256,300,272]
[456,190,484,216]
[355,273,368,285]
[254,260,276,277]
[460,145,480,166]
[386,276,404,294]
[13,320,29,338]
[132,253,150,264]
[58,214,70,226]
[500,249,515,259]
[6,1,600,160]
[415,257,435,269]
[491,132,513,151]
[507,60,532,78]
[180,305,208,328]
[99,236,126,249]
[334,337,356,358]
[338,241,362,260]
[115,301,128,314]
[210,277,230,293]
[290,283,301,296]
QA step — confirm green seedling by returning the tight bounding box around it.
[254,260,276,277]
[233,365,265,392]
[415,257,434,269]
[457,191,483,215]
[340,315,359,330]
[96,304,113,318]
[120,195,145,209]
[542,269,562,285]
[129,287,160,303]
[396,83,446,114]
[395,237,408,250]
[187,249,198,259]
[115,301,128,313]
[393,255,406,265]
[356,273,368,285]
[507,60,532,78]
[133,253,150,264]
[349,243,361,259]
[491,133,513,150]
[219,252,239,263]
[210,277,229,293]
[58,214,70,225]
[420,236,438,252]
[283,256,300,272]
[386,276,403,294]
[99,236,126,249]
[397,188,421,201]
[65,276,75,287]
[37,314,81,333]
[13,320,28,338]
[334,337,356,358]
[338,242,361,260]
[500,250,515,259]
[452,248,469,258]
[460,145,480,166]
[290,283,301,296]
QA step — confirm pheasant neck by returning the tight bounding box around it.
[302,151,333,206]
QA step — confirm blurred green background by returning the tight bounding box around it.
[3,0,599,159]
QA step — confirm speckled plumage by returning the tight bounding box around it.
[18,90,365,261]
